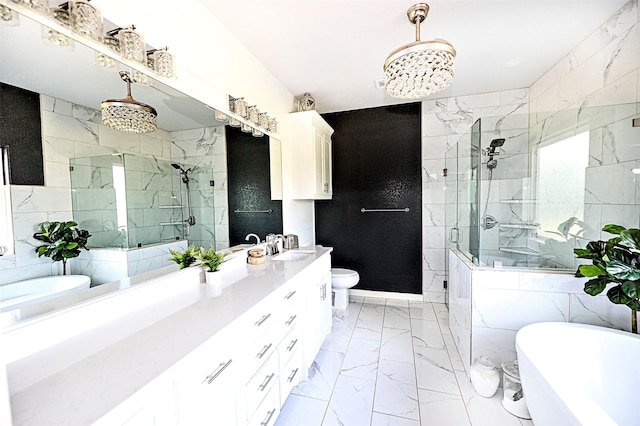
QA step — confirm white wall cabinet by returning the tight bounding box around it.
[287,111,334,200]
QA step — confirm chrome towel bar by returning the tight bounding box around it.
[234,209,273,213]
[361,208,410,213]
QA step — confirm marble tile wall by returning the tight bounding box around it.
[170,126,229,250]
[73,240,187,285]
[421,89,529,302]
[529,0,640,256]
[0,95,178,285]
[448,249,631,376]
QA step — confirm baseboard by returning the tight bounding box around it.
[349,289,424,302]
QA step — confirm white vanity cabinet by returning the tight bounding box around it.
[300,259,333,376]
[172,327,239,426]
[286,110,334,200]
[9,249,333,426]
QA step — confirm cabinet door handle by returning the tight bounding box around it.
[256,343,273,359]
[285,315,297,326]
[255,313,271,327]
[260,408,276,426]
[286,339,298,352]
[284,290,296,300]
[258,373,275,391]
[203,359,233,384]
[287,368,299,383]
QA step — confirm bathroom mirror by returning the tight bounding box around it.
[0,5,283,324]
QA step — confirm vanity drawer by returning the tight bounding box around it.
[245,352,279,420]
[279,348,302,408]
[245,307,276,343]
[248,383,280,426]
[277,305,300,344]
[242,326,277,383]
[278,326,301,370]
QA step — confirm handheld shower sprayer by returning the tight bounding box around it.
[486,138,505,170]
[171,162,197,226]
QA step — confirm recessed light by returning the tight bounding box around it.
[503,58,524,68]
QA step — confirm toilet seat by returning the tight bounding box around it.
[331,268,358,278]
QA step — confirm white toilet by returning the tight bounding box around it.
[331,268,360,310]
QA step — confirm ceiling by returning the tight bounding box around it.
[201,0,627,113]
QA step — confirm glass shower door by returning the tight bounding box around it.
[444,141,458,305]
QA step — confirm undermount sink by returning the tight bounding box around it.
[271,250,315,262]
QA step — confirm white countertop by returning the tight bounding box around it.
[6,246,332,426]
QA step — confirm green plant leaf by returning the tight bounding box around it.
[621,281,640,299]
[583,277,609,295]
[607,285,633,305]
[619,229,640,250]
[577,264,606,277]
[603,224,626,235]
[606,260,640,280]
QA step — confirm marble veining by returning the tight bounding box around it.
[279,296,533,426]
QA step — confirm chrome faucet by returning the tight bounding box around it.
[245,233,260,245]
[274,234,285,253]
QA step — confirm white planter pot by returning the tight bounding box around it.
[205,271,222,297]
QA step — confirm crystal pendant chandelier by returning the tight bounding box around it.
[101,71,157,134]
[383,3,456,99]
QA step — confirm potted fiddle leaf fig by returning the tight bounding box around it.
[574,224,640,334]
[33,220,91,275]
[168,245,199,269]
[196,246,229,287]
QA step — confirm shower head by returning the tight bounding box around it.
[490,138,505,148]
[171,163,182,170]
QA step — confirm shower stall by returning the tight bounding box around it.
[446,101,640,272]
[70,154,216,249]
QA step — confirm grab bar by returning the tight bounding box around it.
[234,209,273,214]
[361,208,410,213]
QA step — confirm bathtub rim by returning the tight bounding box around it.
[516,321,639,426]
[0,275,92,312]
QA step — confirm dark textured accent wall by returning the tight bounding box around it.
[317,103,422,294]
[0,83,44,185]
[226,125,282,246]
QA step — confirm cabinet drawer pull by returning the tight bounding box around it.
[284,290,296,300]
[258,373,275,391]
[286,339,298,352]
[285,314,297,326]
[255,313,271,327]
[256,343,273,359]
[203,359,233,384]
[287,368,299,383]
[260,408,276,426]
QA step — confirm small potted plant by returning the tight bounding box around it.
[574,224,640,334]
[33,220,91,275]
[168,245,199,269]
[196,246,229,287]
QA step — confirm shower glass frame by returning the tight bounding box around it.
[69,153,215,249]
[446,101,639,272]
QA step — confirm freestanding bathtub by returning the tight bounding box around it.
[0,275,91,312]
[516,322,639,426]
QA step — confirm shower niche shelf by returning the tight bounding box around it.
[159,205,186,209]
[499,223,540,230]
[499,199,535,204]
[499,247,540,256]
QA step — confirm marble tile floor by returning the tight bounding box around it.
[276,296,534,426]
